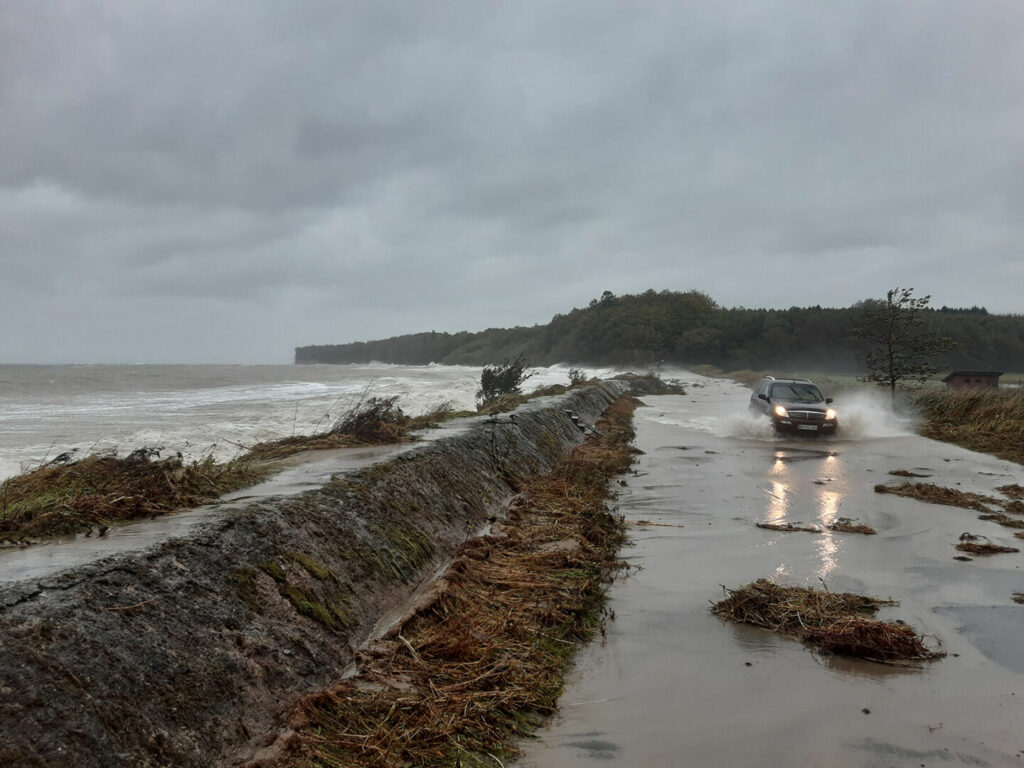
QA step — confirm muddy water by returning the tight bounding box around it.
[518,376,1024,768]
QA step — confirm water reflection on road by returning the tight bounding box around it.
[517,374,1024,768]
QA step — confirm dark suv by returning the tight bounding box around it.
[749,377,837,434]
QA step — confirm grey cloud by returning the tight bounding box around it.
[2,1,1024,362]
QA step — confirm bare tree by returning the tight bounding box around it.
[852,287,956,404]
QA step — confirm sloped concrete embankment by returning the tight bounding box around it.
[0,382,627,768]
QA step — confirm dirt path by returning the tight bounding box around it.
[517,376,1024,768]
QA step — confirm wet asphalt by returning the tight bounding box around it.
[517,376,1024,768]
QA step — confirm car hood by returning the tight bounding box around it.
[774,398,828,410]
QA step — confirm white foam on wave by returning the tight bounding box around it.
[0,363,636,481]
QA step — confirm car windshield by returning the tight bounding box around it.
[771,383,824,403]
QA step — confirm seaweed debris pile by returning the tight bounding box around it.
[712,579,944,663]
[283,396,640,767]
[0,398,463,544]
[0,450,265,541]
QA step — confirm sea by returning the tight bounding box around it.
[0,363,622,483]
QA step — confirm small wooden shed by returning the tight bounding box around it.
[942,371,1002,390]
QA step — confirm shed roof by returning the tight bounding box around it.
[941,371,1003,382]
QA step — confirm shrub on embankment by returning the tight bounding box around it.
[915,388,1024,465]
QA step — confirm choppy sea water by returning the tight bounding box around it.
[0,363,622,482]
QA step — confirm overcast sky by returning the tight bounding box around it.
[2,1,1023,363]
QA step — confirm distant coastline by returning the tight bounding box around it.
[295,288,1021,372]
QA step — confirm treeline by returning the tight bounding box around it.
[295,289,1024,372]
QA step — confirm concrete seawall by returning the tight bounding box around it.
[0,382,627,768]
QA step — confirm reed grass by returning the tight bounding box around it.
[915,388,1024,466]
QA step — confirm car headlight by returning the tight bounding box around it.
[774,405,788,417]
[826,408,837,420]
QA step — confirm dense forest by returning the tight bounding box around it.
[295,289,1024,372]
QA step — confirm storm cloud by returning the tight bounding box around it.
[2,1,1023,362]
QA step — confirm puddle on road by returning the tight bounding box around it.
[935,605,1024,673]
[771,446,839,462]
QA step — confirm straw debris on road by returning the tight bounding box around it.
[874,482,995,512]
[755,521,821,533]
[281,395,640,768]
[955,541,1020,556]
[712,579,944,663]
[827,518,877,535]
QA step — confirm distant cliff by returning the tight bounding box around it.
[296,289,1024,371]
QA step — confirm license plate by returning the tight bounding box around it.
[797,424,819,431]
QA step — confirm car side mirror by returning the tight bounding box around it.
[758,393,769,401]
[825,398,833,404]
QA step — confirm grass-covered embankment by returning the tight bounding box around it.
[915,388,1024,466]
[284,395,640,767]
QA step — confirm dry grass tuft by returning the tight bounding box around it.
[874,482,995,512]
[874,481,1024,534]
[828,518,877,535]
[977,512,1024,529]
[996,484,1024,500]
[284,396,641,767]
[247,399,468,461]
[711,579,943,663]
[955,542,1019,556]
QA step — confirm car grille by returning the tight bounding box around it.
[788,410,826,420]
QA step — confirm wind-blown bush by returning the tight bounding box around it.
[477,354,534,403]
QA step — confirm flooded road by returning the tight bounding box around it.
[518,376,1024,768]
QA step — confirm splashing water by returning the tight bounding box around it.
[828,390,917,439]
[716,390,916,442]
